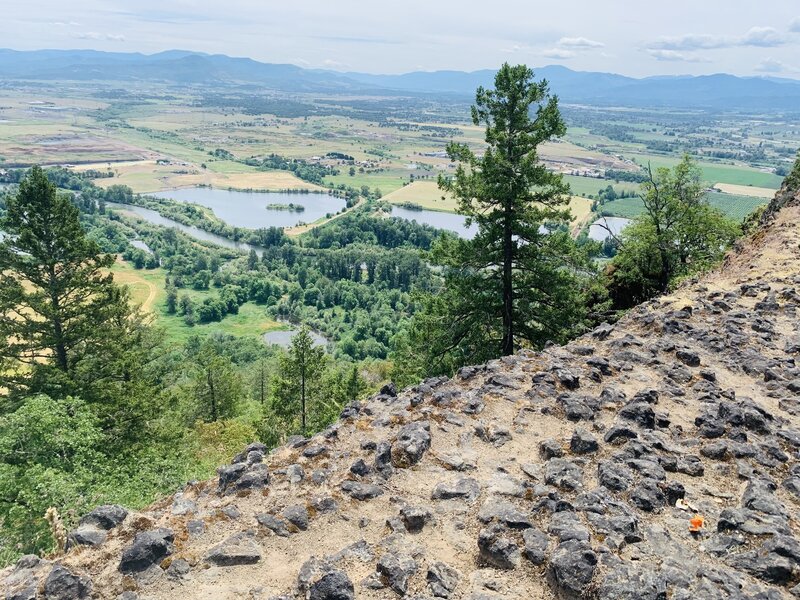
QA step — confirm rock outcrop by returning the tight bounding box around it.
[3,178,800,599]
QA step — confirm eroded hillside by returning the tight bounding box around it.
[4,178,800,600]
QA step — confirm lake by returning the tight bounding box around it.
[390,206,477,239]
[151,188,346,229]
[588,216,631,242]
[263,327,328,349]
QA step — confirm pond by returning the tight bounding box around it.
[106,202,266,254]
[263,327,329,349]
[390,206,477,239]
[588,216,632,242]
[151,188,346,229]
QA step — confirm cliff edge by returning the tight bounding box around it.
[4,171,800,599]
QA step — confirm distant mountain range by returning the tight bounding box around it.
[2,48,800,111]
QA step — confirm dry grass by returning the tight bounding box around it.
[74,160,323,194]
[713,183,776,199]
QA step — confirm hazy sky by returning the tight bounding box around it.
[4,1,800,77]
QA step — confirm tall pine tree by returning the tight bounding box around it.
[406,64,590,373]
[0,167,152,426]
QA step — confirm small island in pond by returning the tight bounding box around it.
[266,202,305,212]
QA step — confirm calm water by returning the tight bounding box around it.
[151,188,346,229]
[106,202,266,254]
[588,216,631,242]
[390,206,477,239]
[263,327,328,349]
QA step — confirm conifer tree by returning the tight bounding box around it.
[408,64,589,372]
[0,167,148,410]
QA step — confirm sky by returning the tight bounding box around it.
[3,0,800,78]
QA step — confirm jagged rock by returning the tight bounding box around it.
[205,534,262,566]
[391,421,432,467]
[604,425,638,444]
[80,504,128,529]
[341,480,384,500]
[376,552,418,595]
[400,505,433,532]
[545,458,583,491]
[548,511,590,542]
[43,565,92,599]
[431,478,481,502]
[550,540,597,597]
[477,524,520,569]
[539,438,564,459]
[218,462,270,494]
[630,480,666,512]
[570,428,599,454]
[350,458,372,476]
[119,529,174,573]
[619,402,656,429]
[67,525,107,548]
[166,558,190,578]
[676,349,701,367]
[286,464,305,483]
[522,527,549,565]
[427,561,461,598]
[309,570,355,600]
[282,504,310,531]
[597,562,665,600]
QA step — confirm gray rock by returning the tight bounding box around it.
[522,527,549,565]
[309,570,355,600]
[604,425,638,444]
[597,562,666,600]
[619,402,655,429]
[676,349,701,367]
[286,464,305,484]
[545,458,583,491]
[282,504,310,531]
[119,528,175,573]
[539,438,564,459]
[400,505,433,533]
[477,524,520,569]
[67,525,107,548]
[427,561,461,598]
[256,513,291,537]
[350,458,372,477]
[570,429,599,454]
[550,540,597,597]
[630,480,666,512]
[548,512,590,542]
[431,478,481,502]
[341,480,384,500]
[205,534,262,566]
[43,565,92,600]
[392,421,432,467]
[79,504,128,530]
[166,557,191,578]
[377,552,418,595]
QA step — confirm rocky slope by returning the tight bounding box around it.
[5,178,800,600]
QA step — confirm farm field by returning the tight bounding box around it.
[600,192,769,221]
[714,183,777,198]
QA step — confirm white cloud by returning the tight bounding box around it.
[542,48,576,59]
[790,18,800,33]
[650,26,785,51]
[647,48,709,63]
[755,58,798,73]
[76,32,125,42]
[557,36,604,49]
[647,49,710,63]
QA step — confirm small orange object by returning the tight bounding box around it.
[689,515,705,533]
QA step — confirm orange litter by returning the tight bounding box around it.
[689,515,705,533]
